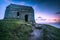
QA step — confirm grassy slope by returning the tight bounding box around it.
[0,19,32,40]
[43,24,60,40]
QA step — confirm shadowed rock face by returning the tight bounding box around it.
[28,24,60,40]
[4,4,35,23]
[29,29,43,40]
[28,24,43,40]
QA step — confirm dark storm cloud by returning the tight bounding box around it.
[11,0,60,4]
[11,0,60,8]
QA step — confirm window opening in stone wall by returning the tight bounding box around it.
[25,15,28,22]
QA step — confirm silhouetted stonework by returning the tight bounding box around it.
[4,4,35,22]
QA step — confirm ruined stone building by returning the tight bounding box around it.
[4,4,35,22]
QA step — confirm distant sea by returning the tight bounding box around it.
[37,22,60,29]
[48,23,60,29]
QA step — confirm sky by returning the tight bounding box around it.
[0,0,60,23]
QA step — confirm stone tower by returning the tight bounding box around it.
[4,4,35,22]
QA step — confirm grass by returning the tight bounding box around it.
[0,19,32,40]
[43,24,60,40]
[0,19,60,40]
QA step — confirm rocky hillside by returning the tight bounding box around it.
[38,24,60,40]
[0,19,60,40]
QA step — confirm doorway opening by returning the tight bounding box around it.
[25,15,28,22]
[17,12,20,18]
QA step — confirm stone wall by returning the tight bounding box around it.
[4,4,35,22]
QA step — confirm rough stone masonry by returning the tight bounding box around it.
[4,4,35,23]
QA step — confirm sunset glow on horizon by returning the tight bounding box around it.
[35,13,60,23]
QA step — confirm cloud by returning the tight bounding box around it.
[4,0,11,3]
[4,0,26,5]
[33,5,37,9]
[18,2,26,5]
[10,1,26,5]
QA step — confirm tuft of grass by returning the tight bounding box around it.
[0,19,32,40]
